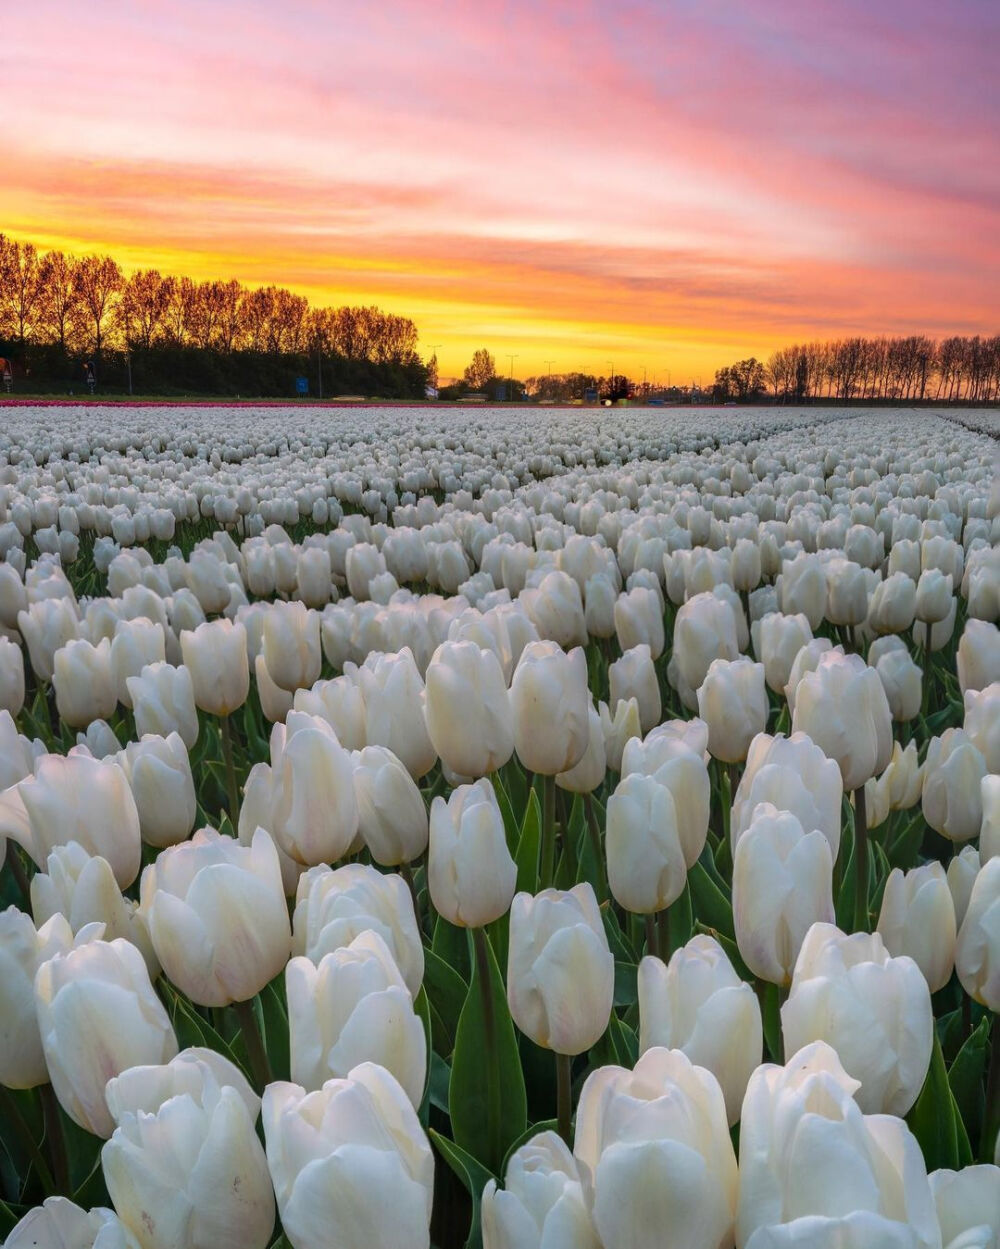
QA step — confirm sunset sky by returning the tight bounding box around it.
[2,0,997,381]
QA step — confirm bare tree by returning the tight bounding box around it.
[73,255,122,363]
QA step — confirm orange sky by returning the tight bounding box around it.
[2,0,997,381]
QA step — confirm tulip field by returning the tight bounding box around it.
[1,401,999,1249]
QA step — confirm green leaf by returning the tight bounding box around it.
[432,915,471,982]
[666,882,694,954]
[688,860,734,940]
[429,1129,497,1249]
[491,774,520,855]
[258,977,291,1083]
[449,930,526,1174]
[415,986,433,1125]
[423,946,469,1058]
[907,1031,962,1171]
[760,982,783,1065]
[514,789,542,896]
[948,1016,990,1151]
[613,960,638,1008]
[429,1050,452,1116]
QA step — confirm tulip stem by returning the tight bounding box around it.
[540,774,557,890]
[219,713,241,831]
[644,912,659,961]
[400,860,420,922]
[852,786,869,932]
[0,1085,56,1195]
[233,997,272,1090]
[556,1051,573,1147]
[583,793,606,899]
[472,926,502,1172]
[39,1083,68,1192]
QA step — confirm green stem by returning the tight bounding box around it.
[0,1085,56,1195]
[583,793,606,899]
[473,927,502,1172]
[656,905,671,965]
[39,1082,68,1192]
[982,1017,1000,1163]
[220,713,241,831]
[853,786,869,932]
[400,860,420,923]
[540,773,556,890]
[556,1051,573,1147]
[233,997,273,1090]
[644,912,659,961]
[557,787,578,881]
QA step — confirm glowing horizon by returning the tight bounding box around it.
[2,0,997,382]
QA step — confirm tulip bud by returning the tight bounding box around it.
[269,713,360,865]
[614,585,665,658]
[955,855,1000,1011]
[186,549,232,615]
[733,804,835,986]
[964,682,1000,774]
[777,554,827,628]
[179,619,249,717]
[915,568,953,624]
[737,1040,940,1249]
[424,640,514,778]
[17,596,79,682]
[262,1066,434,1249]
[574,1047,737,1249]
[930,1166,1000,1249]
[110,617,166,709]
[876,862,956,993]
[732,731,843,859]
[824,557,870,627]
[52,637,117,728]
[598,696,641,772]
[867,571,917,635]
[667,591,740,710]
[638,934,762,1125]
[254,651,294,722]
[35,937,178,1136]
[141,827,291,1006]
[556,702,606,793]
[117,732,197,849]
[509,640,590,775]
[507,883,613,1053]
[102,1059,273,1249]
[781,923,933,1116]
[584,573,618,639]
[609,643,661,734]
[428,779,516,927]
[697,656,768,764]
[874,647,923,721]
[922,728,987,843]
[126,661,199,749]
[752,611,813,694]
[287,931,426,1106]
[481,1131,600,1249]
[606,772,688,915]
[293,672,367,749]
[17,753,142,886]
[352,744,428,865]
[3,1198,137,1249]
[0,634,25,715]
[791,650,893,792]
[292,862,424,997]
[259,600,321,694]
[882,738,924,810]
[356,647,436,779]
[957,618,1000,695]
[521,569,588,648]
[731,538,761,592]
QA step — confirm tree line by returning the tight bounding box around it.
[0,234,429,398]
[715,336,1000,404]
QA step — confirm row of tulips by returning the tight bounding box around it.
[0,403,998,1249]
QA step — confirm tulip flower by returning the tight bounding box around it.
[293,672,367,749]
[292,862,424,997]
[287,931,426,1106]
[424,640,514,778]
[606,772,688,917]
[186,549,232,615]
[609,643,661,734]
[914,568,953,623]
[782,637,833,715]
[781,922,933,1116]
[737,1040,940,1249]
[262,1065,434,1249]
[35,937,178,1136]
[824,557,870,627]
[574,1047,738,1249]
[697,656,768,763]
[102,1058,273,1249]
[3,1198,138,1249]
[584,573,618,639]
[17,596,79,682]
[867,571,917,634]
[753,611,813,694]
[140,826,291,1007]
[964,682,1000,773]
[260,600,321,692]
[556,701,606,793]
[638,934,762,1125]
[732,732,843,859]
[30,842,157,977]
[947,844,980,931]
[614,584,665,658]
[354,647,436,778]
[731,537,762,592]
[0,633,25,715]
[777,554,827,628]
[126,661,199,750]
[104,1047,259,1127]
[509,640,590,776]
[957,618,1000,695]
[667,591,740,710]
[52,637,117,728]
[428,778,517,928]
[268,712,360,865]
[481,1131,600,1249]
[109,617,166,709]
[922,728,987,843]
[929,1165,1000,1249]
[507,883,613,1055]
[955,855,1000,1011]
[352,744,428,865]
[598,695,642,772]
[254,651,294,721]
[873,647,923,721]
[117,732,197,849]
[733,804,835,986]
[876,862,956,993]
[179,618,249,717]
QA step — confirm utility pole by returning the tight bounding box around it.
[544,359,555,400]
[507,354,518,402]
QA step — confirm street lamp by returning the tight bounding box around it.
[507,354,518,402]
